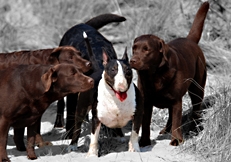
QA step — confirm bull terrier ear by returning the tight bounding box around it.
[41,67,58,92]
[102,50,109,66]
[122,47,129,61]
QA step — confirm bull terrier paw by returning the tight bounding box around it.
[128,141,140,152]
[87,144,98,157]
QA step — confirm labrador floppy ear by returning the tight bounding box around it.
[159,39,169,67]
[49,47,62,64]
[41,67,58,92]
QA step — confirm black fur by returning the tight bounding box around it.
[54,14,126,141]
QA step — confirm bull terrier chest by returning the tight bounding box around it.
[97,59,136,128]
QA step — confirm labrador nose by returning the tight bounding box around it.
[86,61,92,68]
[88,78,94,87]
[130,58,136,65]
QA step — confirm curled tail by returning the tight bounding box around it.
[186,2,209,44]
[85,13,126,30]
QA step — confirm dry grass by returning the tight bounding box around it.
[1,0,231,161]
[182,77,231,162]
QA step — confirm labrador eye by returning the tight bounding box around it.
[143,46,148,51]
[69,54,73,59]
[76,51,81,56]
[71,69,77,75]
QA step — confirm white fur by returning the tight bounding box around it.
[87,123,101,157]
[97,61,136,128]
[113,61,128,92]
[128,130,140,152]
[83,31,87,39]
[87,61,138,158]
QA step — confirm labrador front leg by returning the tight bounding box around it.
[0,118,10,162]
[27,122,39,160]
[170,101,184,146]
[139,102,153,147]
[35,117,52,148]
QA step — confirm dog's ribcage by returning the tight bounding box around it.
[97,74,136,128]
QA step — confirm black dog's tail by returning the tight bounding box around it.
[85,13,126,30]
[186,2,209,44]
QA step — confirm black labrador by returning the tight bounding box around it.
[54,14,126,142]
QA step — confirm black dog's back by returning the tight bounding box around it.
[60,23,117,67]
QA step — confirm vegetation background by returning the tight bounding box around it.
[1,0,231,161]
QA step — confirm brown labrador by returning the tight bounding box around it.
[0,46,91,73]
[0,46,92,152]
[130,2,209,146]
[0,64,94,161]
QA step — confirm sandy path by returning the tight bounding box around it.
[6,101,203,162]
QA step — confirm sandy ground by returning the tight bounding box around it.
[5,99,205,162]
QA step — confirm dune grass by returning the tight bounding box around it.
[1,0,231,161]
[182,74,231,162]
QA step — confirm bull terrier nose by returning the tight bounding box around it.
[117,82,127,92]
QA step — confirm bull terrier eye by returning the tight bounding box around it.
[124,66,132,75]
[126,70,132,76]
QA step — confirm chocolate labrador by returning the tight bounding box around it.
[130,2,209,146]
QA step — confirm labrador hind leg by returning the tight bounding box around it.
[188,69,206,133]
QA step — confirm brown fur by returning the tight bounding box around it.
[0,46,91,73]
[0,46,92,152]
[130,2,209,146]
[0,64,94,161]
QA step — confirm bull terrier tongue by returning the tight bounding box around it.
[115,91,127,102]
